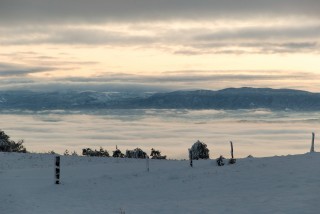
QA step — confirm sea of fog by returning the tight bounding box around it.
[1,109,320,159]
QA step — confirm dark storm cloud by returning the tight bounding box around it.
[0,0,319,24]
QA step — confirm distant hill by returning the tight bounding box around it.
[0,87,320,111]
[134,87,320,110]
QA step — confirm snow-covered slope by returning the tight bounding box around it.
[0,152,319,214]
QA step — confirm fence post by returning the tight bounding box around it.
[189,149,193,167]
[230,141,234,159]
[310,132,315,153]
[146,155,149,172]
[229,141,236,164]
[55,156,60,184]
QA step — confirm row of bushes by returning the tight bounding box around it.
[0,129,211,160]
[81,147,166,159]
[80,140,210,160]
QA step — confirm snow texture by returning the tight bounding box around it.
[0,152,319,214]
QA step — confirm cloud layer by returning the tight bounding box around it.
[1,0,319,92]
[1,109,318,158]
[1,69,320,92]
[1,0,320,24]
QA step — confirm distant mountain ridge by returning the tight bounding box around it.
[0,87,320,111]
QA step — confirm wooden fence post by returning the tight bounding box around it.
[229,141,236,164]
[55,156,60,184]
[310,132,315,153]
[146,155,149,172]
[230,141,234,159]
[189,149,193,167]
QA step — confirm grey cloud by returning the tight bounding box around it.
[1,24,319,55]
[59,72,320,84]
[1,52,100,70]
[48,29,156,45]
[0,0,320,24]
[0,80,173,93]
[0,27,158,46]
[1,70,320,92]
[195,25,320,41]
[0,62,56,77]
[0,77,35,85]
[177,41,320,55]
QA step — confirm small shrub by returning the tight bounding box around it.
[47,150,58,155]
[216,155,225,166]
[150,148,166,159]
[190,140,209,160]
[64,149,70,156]
[113,146,124,158]
[229,158,236,164]
[71,151,78,156]
[82,147,110,157]
[125,148,147,159]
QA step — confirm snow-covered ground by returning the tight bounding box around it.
[0,152,319,214]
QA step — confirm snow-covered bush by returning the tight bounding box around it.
[229,158,236,164]
[125,148,147,159]
[150,148,166,159]
[189,140,209,160]
[82,147,110,157]
[216,155,225,166]
[64,149,70,156]
[113,148,124,158]
[47,150,59,155]
[71,151,78,156]
[0,130,26,153]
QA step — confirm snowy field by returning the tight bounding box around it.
[1,152,319,214]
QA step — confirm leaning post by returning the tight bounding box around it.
[230,141,234,159]
[229,141,236,164]
[55,156,60,184]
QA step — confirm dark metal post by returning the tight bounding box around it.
[55,156,60,184]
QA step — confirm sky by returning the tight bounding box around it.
[1,0,320,92]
